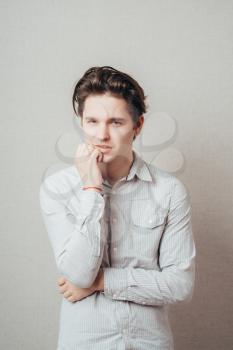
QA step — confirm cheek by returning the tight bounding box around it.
[113,127,134,140]
[118,130,134,143]
[82,125,93,134]
[113,135,134,152]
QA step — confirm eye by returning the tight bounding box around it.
[112,121,122,125]
[88,120,96,123]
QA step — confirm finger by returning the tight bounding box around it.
[96,149,103,163]
[90,148,102,162]
[85,141,93,148]
[64,291,72,298]
[97,150,104,163]
[58,277,66,286]
[98,154,104,163]
[75,143,91,158]
[76,142,93,156]
[84,142,92,151]
[67,295,76,303]
[57,278,66,286]
[100,151,104,162]
[86,143,96,155]
[59,285,67,294]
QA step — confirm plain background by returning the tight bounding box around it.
[1,1,233,349]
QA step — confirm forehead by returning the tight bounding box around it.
[83,93,131,119]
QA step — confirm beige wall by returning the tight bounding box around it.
[1,1,233,349]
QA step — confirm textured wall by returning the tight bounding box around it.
[1,1,233,349]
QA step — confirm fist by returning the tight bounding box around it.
[57,276,95,303]
[74,142,104,189]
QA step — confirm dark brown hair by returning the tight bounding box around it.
[72,66,148,125]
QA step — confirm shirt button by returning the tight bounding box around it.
[142,301,146,305]
[113,294,117,298]
[112,217,117,223]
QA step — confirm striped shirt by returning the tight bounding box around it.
[39,150,196,350]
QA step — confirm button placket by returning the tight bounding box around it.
[115,298,130,338]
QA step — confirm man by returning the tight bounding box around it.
[39,66,196,350]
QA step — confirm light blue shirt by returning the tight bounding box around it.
[39,150,196,350]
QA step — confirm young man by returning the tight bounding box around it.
[39,66,196,350]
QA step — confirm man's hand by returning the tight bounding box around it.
[57,269,104,303]
[74,142,104,189]
[57,277,96,303]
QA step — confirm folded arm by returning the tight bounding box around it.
[102,179,196,306]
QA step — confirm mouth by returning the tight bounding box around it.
[94,145,112,153]
[94,145,112,148]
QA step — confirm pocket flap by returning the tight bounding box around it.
[131,200,167,228]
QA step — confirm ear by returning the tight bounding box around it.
[134,115,144,136]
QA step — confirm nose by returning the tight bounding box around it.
[96,123,110,142]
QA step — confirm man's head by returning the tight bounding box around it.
[72,66,148,163]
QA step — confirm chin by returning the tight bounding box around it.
[101,153,115,163]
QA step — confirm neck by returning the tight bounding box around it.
[100,150,134,186]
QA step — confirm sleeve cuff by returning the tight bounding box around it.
[103,267,129,300]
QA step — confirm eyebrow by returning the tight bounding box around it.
[84,116,126,122]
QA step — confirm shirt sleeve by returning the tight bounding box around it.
[39,177,106,288]
[103,179,196,306]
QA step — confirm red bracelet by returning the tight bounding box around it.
[83,186,103,192]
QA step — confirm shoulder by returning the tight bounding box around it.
[40,165,81,191]
[145,161,190,199]
[39,165,82,208]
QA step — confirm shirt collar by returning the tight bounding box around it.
[126,150,153,182]
[102,150,153,188]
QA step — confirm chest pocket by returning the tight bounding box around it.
[130,200,167,258]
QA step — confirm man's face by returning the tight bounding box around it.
[81,93,143,163]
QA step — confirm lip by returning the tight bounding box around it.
[94,145,112,149]
[94,145,112,154]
